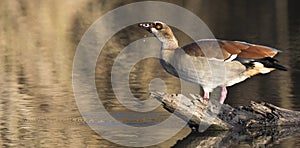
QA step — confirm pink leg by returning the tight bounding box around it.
[219,86,227,104]
[203,91,209,99]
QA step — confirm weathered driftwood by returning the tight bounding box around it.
[150,92,300,131]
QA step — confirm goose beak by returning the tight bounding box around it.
[138,22,154,33]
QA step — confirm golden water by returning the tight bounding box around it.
[0,0,299,147]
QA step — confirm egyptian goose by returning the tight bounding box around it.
[138,21,287,104]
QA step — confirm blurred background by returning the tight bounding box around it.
[0,0,299,147]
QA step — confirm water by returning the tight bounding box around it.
[1,0,300,147]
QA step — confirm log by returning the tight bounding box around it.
[150,92,300,131]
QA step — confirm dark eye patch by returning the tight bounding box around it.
[155,23,163,30]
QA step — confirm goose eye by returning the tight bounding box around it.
[143,24,150,27]
[155,23,163,30]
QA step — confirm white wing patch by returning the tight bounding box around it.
[224,54,238,62]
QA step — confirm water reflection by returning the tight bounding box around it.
[0,0,299,147]
[175,126,300,148]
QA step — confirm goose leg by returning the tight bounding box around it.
[219,86,227,104]
[203,91,210,99]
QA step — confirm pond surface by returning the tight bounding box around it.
[1,0,300,147]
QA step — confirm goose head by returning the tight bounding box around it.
[138,21,178,50]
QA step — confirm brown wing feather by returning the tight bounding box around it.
[218,41,242,54]
[182,39,278,60]
[237,45,278,58]
[182,39,234,59]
